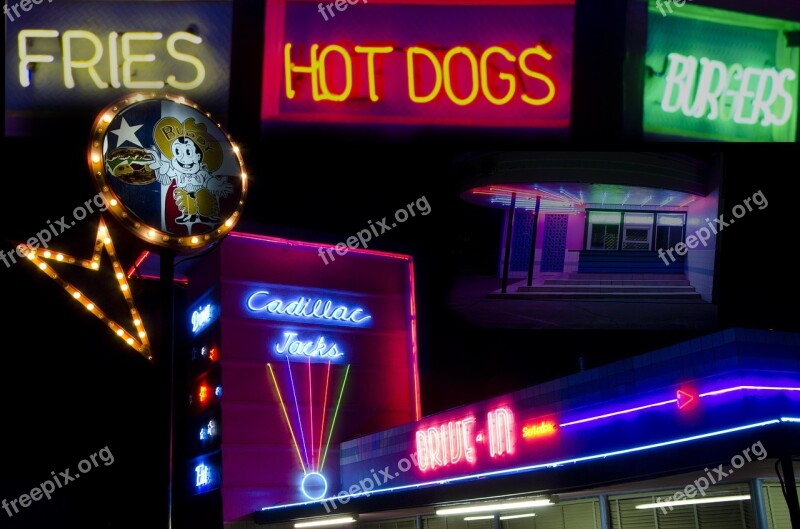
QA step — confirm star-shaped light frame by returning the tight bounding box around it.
[22,218,152,361]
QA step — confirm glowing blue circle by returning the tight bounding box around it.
[301,472,328,500]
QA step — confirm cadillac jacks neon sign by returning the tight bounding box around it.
[246,290,372,326]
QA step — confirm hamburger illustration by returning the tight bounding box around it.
[106,147,156,185]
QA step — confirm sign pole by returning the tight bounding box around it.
[160,250,176,529]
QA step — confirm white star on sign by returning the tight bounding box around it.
[111,117,144,147]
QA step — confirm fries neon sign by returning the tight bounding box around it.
[17,30,206,90]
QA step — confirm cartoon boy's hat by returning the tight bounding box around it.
[153,117,223,172]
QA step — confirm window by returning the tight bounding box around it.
[622,213,654,250]
[656,213,685,250]
[587,211,621,250]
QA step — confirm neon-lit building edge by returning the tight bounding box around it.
[133,231,422,525]
[457,152,722,302]
[134,237,798,528]
[252,327,800,529]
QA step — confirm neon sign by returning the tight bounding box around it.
[195,464,211,487]
[522,421,557,439]
[191,304,215,334]
[262,0,574,128]
[274,331,344,361]
[246,290,372,326]
[643,4,800,141]
[283,43,557,107]
[191,455,220,494]
[415,407,515,472]
[5,1,233,137]
[660,53,795,127]
[416,416,476,471]
[17,30,205,90]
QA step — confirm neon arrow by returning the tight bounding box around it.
[677,389,696,410]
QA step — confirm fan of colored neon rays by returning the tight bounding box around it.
[267,357,350,496]
[21,218,152,360]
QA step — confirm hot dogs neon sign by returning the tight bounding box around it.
[283,43,557,107]
[262,0,575,128]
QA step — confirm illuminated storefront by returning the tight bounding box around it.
[135,231,422,524]
[252,327,800,529]
[458,152,722,301]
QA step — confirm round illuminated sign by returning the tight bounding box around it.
[88,94,247,250]
[301,471,328,500]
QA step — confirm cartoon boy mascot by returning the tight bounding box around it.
[145,117,233,227]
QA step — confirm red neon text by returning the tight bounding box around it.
[415,416,476,471]
[488,407,515,457]
[522,421,556,439]
[284,43,557,107]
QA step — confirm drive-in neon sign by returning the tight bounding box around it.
[415,407,515,472]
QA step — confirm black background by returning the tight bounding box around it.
[3,0,800,526]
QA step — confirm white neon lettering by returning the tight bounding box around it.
[660,52,796,128]
[246,290,372,325]
[195,464,210,487]
[191,304,213,333]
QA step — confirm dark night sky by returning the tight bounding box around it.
[3,0,800,526]
[2,136,799,528]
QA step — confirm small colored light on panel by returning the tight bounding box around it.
[199,384,209,403]
[195,464,211,487]
[208,347,218,362]
[677,388,699,411]
[522,421,557,439]
[215,386,222,398]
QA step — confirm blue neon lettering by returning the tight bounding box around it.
[191,304,213,333]
[275,331,344,359]
[246,290,372,325]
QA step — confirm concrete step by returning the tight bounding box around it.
[491,291,703,300]
[543,279,691,286]
[518,285,696,293]
[564,273,688,280]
